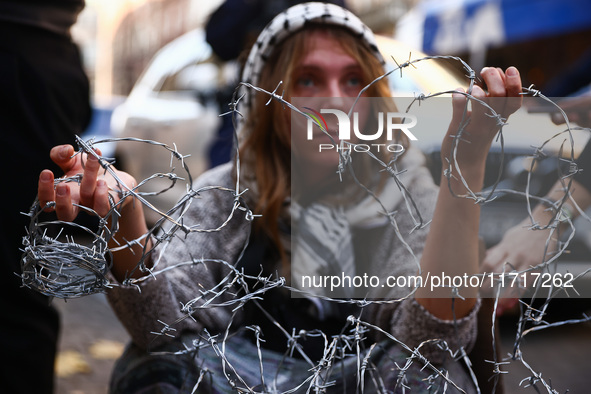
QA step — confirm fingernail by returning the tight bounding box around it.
[480,67,489,75]
[56,184,67,196]
[506,66,517,76]
[60,146,70,158]
[40,171,51,182]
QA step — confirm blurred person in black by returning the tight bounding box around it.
[0,1,91,392]
[205,0,346,168]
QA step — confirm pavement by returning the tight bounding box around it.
[54,293,128,394]
[53,294,591,394]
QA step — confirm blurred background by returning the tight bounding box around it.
[75,0,591,100]
[59,0,591,393]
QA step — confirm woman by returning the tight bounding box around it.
[38,3,523,392]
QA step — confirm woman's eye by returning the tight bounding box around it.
[297,77,315,87]
[346,75,362,87]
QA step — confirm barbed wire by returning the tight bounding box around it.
[19,53,591,392]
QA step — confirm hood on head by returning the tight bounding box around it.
[236,2,385,131]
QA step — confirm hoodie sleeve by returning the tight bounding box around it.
[367,163,480,365]
[106,163,252,349]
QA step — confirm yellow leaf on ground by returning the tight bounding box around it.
[88,339,125,360]
[55,350,91,377]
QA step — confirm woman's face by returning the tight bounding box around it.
[289,29,370,186]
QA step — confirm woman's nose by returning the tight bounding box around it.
[324,79,348,111]
[326,78,345,98]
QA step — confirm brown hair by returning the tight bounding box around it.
[237,25,407,262]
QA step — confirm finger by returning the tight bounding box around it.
[450,88,468,122]
[79,154,101,206]
[38,170,56,212]
[482,243,510,273]
[447,88,471,143]
[504,66,522,97]
[551,111,566,125]
[503,66,523,114]
[50,145,76,173]
[55,183,77,222]
[481,67,506,97]
[496,67,506,84]
[469,84,488,119]
[94,179,111,217]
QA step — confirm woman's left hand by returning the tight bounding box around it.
[442,66,523,172]
[417,67,523,317]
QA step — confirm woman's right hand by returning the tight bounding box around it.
[38,144,150,281]
[38,144,136,221]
